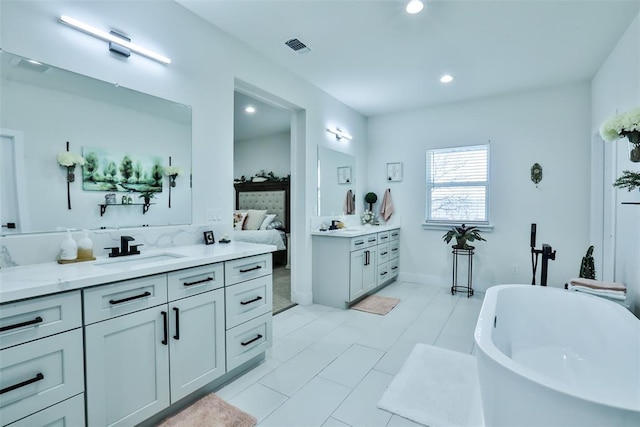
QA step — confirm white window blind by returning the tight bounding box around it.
[426,144,490,223]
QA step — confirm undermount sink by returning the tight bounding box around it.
[95,252,186,268]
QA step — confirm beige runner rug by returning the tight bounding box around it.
[157,393,257,427]
[351,295,400,315]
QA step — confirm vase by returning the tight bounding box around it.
[625,131,640,163]
[455,236,467,249]
[66,165,75,182]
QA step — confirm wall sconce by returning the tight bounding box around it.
[326,127,353,141]
[531,163,543,186]
[59,15,171,65]
[57,141,85,210]
[164,160,181,209]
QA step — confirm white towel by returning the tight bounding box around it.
[344,189,355,215]
[380,188,394,221]
[568,285,627,301]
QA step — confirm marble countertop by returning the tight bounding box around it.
[0,242,276,304]
[310,224,400,238]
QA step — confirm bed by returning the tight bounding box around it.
[233,181,290,266]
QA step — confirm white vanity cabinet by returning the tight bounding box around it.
[0,291,84,427]
[312,228,400,309]
[84,264,226,427]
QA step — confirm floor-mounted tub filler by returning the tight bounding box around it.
[475,285,640,427]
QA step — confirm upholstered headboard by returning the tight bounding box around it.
[234,181,290,233]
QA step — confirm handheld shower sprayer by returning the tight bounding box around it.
[530,223,556,286]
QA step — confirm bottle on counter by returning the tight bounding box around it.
[60,229,78,261]
[77,230,94,260]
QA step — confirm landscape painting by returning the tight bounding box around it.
[82,147,164,193]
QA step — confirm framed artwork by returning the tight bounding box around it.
[387,162,403,182]
[337,166,352,184]
[203,230,215,245]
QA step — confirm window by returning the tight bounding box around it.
[426,144,489,224]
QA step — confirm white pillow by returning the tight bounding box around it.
[243,209,268,230]
[233,211,248,230]
[259,214,277,230]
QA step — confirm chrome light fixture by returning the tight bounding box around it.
[326,127,353,141]
[59,15,171,65]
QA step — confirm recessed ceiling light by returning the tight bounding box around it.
[406,0,424,14]
[440,74,454,83]
[245,106,256,113]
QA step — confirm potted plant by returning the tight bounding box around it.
[442,224,486,249]
[613,170,640,192]
[138,190,156,206]
[364,192,378,211]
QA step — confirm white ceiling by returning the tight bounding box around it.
[234,91,291,141]
[178,0,639,119]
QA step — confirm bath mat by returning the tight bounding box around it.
[157,393,257,427]
[378,344,484,427]
[351,295,400,315]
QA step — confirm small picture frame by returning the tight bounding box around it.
[337,166,351,184]
[203,230,215,245]
[387,162,403,182]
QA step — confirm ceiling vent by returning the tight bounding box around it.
[284,38,311,54]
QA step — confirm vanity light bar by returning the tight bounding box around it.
[59,15,171,65]
[326,127,353,141]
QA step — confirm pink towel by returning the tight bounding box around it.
[344,189,355,215]
[380,188,394,221]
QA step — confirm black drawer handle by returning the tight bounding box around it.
[392,248,398,251]
[173,307,180,340]
[161,311,168,345]
[354,241,364,246]
[0,316,43,333]
[240,296,263,306]
[381,251,388,256]
[391,266,398,270]
[380,236,388,240]
[0,373,44,395]
[183,277,213,287]
[109,291,151,305]
[239,265,262,273]
[380,271,388,276]
[241,334,263,346]
[368,238,377,242]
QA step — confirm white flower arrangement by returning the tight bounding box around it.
[599,107,640,142]
[57,152,85,167]
[164,166,181,176]
[361,209,375,225]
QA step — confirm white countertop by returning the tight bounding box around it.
[0,242,276,304]
[310,224,399,238]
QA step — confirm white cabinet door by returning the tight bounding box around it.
[85,306,170,427]
[349,247,377,300]
[168,289,225,402]
[363,246,378,292]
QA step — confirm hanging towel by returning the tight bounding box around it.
[344,189,355,215]
[380,188,394,221]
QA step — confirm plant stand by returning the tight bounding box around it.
[451,247,474,297]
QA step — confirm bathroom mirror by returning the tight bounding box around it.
[317,146,356,216]
[0,51,192,235]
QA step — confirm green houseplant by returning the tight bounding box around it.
[138,190,156,206]
[442,224,486,249]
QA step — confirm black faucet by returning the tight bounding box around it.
[540,244,556,287]
[106,236,143,257]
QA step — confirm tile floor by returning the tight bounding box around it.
[217,280,485,427]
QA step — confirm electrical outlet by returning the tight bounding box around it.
[207,209,222,222]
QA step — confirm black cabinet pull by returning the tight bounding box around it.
[354,241,364,246]
[173,307,180,340]
[381,251,388,256]
[109,291,151,305]
[241,334,263,346]
[368,238,377,242]
[0,373,44,395]
[391,266,398,270]
[239,265,262,273]
[161,311,168,345]
[183,277,213,287]
[392,248,398,252]
[380,271,388,276]
[240,296,263,306]
[0,316,43,333]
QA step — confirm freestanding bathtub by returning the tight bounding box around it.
[474,285,640,427]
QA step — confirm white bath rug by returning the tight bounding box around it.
[377,343,484,427]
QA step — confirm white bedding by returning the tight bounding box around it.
[232,229,286,251]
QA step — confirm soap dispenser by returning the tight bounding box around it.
[60,229,78,261]
[77,230,94,260]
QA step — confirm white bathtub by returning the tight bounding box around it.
[474,285,640,427]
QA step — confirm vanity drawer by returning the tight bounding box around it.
[377,262,390,283]
[83,274,168,324]
[8,393,85,427]
[225,275,272,329]
[225,254,272,286]
[377,243,390,264]
[390,240,400,259]
[167,263,224,301]
[377,231,390,243]
[350,234,377,251]
[0,329,84,426]
[390,229,400,241]
[226,312,272,371]
[389,258,399,278]
[0,291,81,350]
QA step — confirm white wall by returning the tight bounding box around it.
[368,83,592,291]
[234,131,290,180]
[0,0,369,305]
[591,13,640,314]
